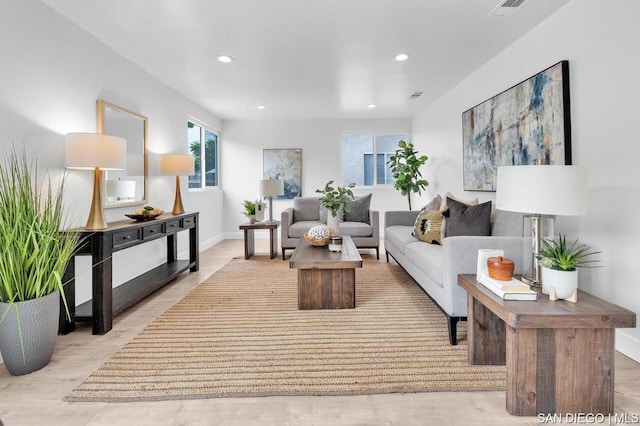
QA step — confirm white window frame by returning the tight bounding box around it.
[187,118,220,191]
[341,133,408,188]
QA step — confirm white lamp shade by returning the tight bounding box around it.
[65,133,127,170]
[259,179,284,197]
[496,165,587,216]
[106,180,136,199]
[159,154,195,176]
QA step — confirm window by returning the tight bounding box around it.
[342,134,408,186]
[187,121,218,188]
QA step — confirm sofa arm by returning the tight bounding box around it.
[369,210,380,239]
[281,207,294,239]
[384,211,418,228]
[441,235,531,317]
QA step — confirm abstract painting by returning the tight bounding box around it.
[462,61,571,191]
[263,148,302,199]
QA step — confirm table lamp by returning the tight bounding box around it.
[65,133,127,230]
[259,179,284,222]
[496,165,587,286]
[160,154,195,215]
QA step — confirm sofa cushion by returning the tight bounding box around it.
[293,197,321,221]
[385,225,418,255]
[288,220,323,238]
[344,193,372,224]
[340,221,373,237]
[413,208,444,245]
[444,198,492,237]
[404,241,444,288]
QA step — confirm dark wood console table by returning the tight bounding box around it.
[458,274,635,416]
[59,212,199,335]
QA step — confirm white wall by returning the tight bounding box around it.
[221,118,412,238]
[411,0,640,361]
[0,0,225,309]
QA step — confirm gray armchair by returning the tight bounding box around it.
[281,196,379,259]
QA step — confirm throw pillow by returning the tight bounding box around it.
[444,197,492,237]
[344,193,372,223]
[439,192,478,211]
[413,208,445,245]
[319,204,344,224]
[420,194,442,211]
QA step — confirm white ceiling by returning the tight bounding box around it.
[41,0,569,121]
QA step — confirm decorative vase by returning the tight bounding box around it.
[248,215,256,224]
[0,291,60,376]
[327,214,340,236]
[255,205,264,222]
[541,266,578,302]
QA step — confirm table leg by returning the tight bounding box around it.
[468,295,506,365]
[269,227,278,259]
[92,234,113,335]
[244,229,255,259]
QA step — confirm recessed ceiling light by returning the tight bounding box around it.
[257,105,266,110]
[394,53,410,62]
[217,55,233,63]
[367,104,376,109]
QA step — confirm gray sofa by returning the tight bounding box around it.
[281,196,379,259]
[384,208,531,345]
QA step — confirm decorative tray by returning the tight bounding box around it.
[125,207,164,221]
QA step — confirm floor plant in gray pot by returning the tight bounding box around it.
[0,148,80,375]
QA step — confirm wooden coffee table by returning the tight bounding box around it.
[458,274,636,416]
[289,235,362,309]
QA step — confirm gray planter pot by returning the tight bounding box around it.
[0,290,60,376]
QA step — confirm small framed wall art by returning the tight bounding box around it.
[462,60,571,192]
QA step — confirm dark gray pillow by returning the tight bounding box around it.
[344,193,372,223]
[444,197,491,237]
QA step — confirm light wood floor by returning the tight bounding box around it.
[1,239,638,426]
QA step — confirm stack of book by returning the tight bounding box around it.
[477,274,538,301]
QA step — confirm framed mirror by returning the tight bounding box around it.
[97,99,148,208]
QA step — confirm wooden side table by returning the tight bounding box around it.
[239,221,279,259]
[458,274,636,416]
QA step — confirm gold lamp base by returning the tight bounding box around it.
[172,175,185,215]
[85,167,108,230]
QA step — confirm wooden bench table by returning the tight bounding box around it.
[458,274,636,416]
[289,235,362,309]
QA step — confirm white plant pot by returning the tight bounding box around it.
[327,214,340,236]
[541,266,578,302]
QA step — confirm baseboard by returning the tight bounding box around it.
[616,329,640,363]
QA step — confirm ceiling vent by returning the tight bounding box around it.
[488,0,528,17]
[409,91,424,99]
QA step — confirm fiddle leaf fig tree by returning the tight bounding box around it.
[387,140,428,210]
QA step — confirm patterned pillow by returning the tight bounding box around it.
[413,208,445,245]
[344,193,372,223]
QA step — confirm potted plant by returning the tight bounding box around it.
[241,199,260,223]
[0,148,80,375]
[315,180,355,235]
[537,234,600,302]
[387,140,428,210]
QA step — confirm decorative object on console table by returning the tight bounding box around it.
[462,60,571,191]
[159,154,195,215]
[537,234,600,303]
[315,180,355,236]
[0,148,80,375]
[496,165,587,286]
[387,140,428,210]
[487,256,514,281]
[65,133,127,229]
[263,148,302,199]
[259,179,284,222]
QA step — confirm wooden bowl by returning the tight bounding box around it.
[487,256,514,281]
[303,233,330,247]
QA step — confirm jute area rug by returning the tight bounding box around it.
[65,256,505,402]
